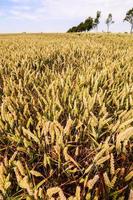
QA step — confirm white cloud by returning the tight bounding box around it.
[3,0,132,21]
[0,0,132,32]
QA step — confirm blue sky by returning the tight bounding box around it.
[0,0,132,33]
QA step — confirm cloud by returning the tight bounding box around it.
[11,0,133,21]
[2,0,132,21]
[0,0,132,32]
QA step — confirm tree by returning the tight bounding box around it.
[124,8,133,34]
[67,26,78,33]
[84,17,94,32]
[106,13,114,32]
[93,11,101,31]
[67,16,94,33]
[77,22,86,32]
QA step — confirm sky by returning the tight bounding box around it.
[0,0,132,33]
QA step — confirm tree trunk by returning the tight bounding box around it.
[96,25,98,32]
[130,24,133,34]
[107,24,109,33]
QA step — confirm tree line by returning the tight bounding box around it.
[67,8,133,33]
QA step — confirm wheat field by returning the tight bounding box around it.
[0,33,133,199]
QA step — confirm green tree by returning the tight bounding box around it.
[67,17,94,33]
[93,11,101,31]
[77,22,86,32]
[106,13,114,32]
[67,26,78,32]
[84,17,94,32]
[124,8,133,34]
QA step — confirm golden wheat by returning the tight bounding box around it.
[0,33,132,199]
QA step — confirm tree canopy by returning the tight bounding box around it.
[67,16,94,33]
[105,13,114,32]
[124,8,133,33]
[93,11,101,31]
